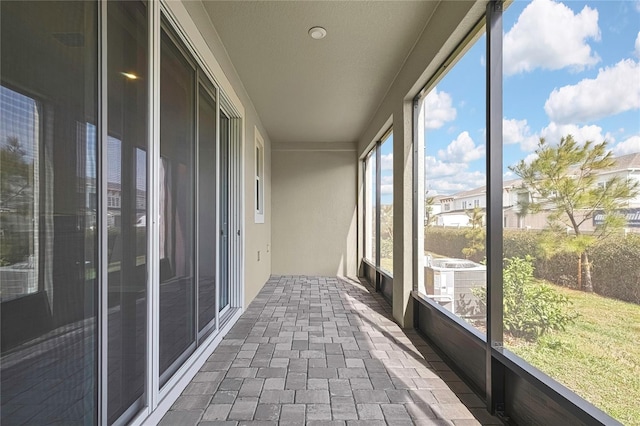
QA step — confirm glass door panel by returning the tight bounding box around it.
[0,1,98,423]
[106,1,148,422]
[197,84,216,335]
[219,112,229,312]
[159,26,196,383]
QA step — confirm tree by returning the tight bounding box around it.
[424,195,437,227]
[462,207,485,261]
[379,204,393,259]
[510,135,640,292]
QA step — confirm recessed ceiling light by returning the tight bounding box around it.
[121,72,139,80]
[308,26,327,40]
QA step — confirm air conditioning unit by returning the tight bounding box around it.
[424,257,486,318]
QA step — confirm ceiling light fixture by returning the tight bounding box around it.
[308,26,327,40]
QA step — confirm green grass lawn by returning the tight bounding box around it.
[506,285,640,425]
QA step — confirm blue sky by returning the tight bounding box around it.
[379,132,394,204]
[418,0,640,197]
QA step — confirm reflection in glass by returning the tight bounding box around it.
[198,85,216,334]
[0,87,38,302]
[159,27,195,382]
[0,1,98,423]
[106,1,147,422]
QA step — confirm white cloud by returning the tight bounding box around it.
[521,137,540,152]
[424,156,467,178]
[380,176,394,195]
[523,153,539,165]
[636,32,640,58]
[428,170,486,194]
[437,131,485,162]
[380,153,393,171]
[503,118,529,145]
[613,135,640,156]
[423,88,457,130]
[544,59,640,124]
[539,122,614,145]
[424,156,485,194]
[504,0,600,75]
[502,117,540,151]
[508,153,538,168]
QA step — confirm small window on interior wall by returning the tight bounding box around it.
[255,128,265,223]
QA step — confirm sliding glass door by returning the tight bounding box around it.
[159,24,196,383]
[106,1,149,422]
[197,81,217,338]
[219,112,230,313]
[1,1,99,423]
[1,2,243,423]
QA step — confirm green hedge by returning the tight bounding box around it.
[591,234,640,303]
[424,227,640,304]
[424,227,469,259]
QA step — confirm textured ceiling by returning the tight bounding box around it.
[202,1,440,144]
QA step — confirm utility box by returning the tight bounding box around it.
[424,257,485,318]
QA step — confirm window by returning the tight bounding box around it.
[379,131,393,274]
[364,149,377,262]
[363,129,393,275]
[255,128,264,223]
[416,24,486,334]
[502,1,640,422]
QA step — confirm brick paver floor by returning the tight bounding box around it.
[162,275,503,425]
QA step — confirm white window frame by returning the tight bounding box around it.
[254,127,265,223]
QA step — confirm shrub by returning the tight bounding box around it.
[462,226,485,263]
[424,227,467,258]
[591,234,640,304]
[503,231,541,259]
[474,257,577,341]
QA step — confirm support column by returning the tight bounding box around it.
[486,0,505,414]
[392,101,414,328]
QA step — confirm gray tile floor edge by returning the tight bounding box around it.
[161,275,503,426]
